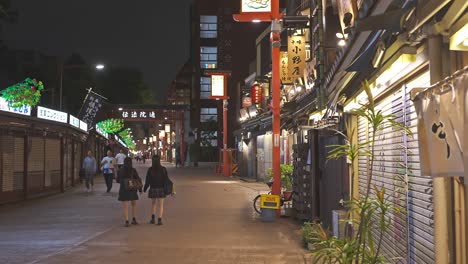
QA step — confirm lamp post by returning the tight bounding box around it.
[59,63,105,111]
[206,70,231,177]
[233,1,282,203]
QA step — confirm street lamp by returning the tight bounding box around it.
[59,63,105,111]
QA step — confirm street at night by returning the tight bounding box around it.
[0,163,307,264]
[1,0,468,263]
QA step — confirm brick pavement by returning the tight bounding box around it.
[0,162,311,264]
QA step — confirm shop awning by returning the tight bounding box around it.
[345,31,382,72]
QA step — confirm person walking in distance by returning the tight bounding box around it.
[117,157,142,227]
[115,149,126,170]
[144,155,172,225]
[101,150,116,193]
[82,150,97,192]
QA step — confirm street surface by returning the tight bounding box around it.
[0,162,308,264]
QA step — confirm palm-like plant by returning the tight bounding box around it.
[308,81,411,264]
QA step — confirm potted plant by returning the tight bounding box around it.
[266,164,293,193]
[301,222,326,251]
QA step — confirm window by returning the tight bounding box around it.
[200,77,211,99]
[200,107,217,122]
[200,15,217,39]
[200,47,217,69]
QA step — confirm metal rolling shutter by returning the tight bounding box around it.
[45,139,61,188]
[68,142,73,186]
[27,137,45,191]
[74,143,81,182]
[357,72,434,264]
[404,72,435,264]
[257,135,265,180]
[1,136,24,192]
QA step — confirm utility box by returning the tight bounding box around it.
[260,194,280,222]
[332,210,347,238]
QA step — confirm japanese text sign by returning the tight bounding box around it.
[0,97,31,116]
[251,84,262,104]
[280,51,291,84]
[69,115,80,128]
[288,35,306,81]
[79,92,103,129]
[37,106,67,123]
[211,75,225,97]
[241,0,271,13]
[121,110,156,120]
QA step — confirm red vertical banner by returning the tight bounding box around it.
[251,84,263,104]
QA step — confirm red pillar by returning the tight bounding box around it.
[271,30,281,199]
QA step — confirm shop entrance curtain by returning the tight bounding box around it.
[413,72,467,177]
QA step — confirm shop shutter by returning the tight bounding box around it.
[403,72,435,264]
[45,139,61,188]
[63,140,73,188]
[357,72,434,263]
[257,135,265,180]
[27,137,45,191]
[1,136,24,192]
[74,143,81,182]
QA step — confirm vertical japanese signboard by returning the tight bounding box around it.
[251,84,262,104]
[79,91,104,129]
[211,75,225,97]
[288,35,306,81]
[280,51,291,84]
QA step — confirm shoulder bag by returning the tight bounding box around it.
[124,169,143,191]
[162,167,174,195]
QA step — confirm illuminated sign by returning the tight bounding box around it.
[79,121,88,132]
[122,110,156,120]
[0,97,31,116]
[114,135,127,148]
[95,124,109,138]
[288,35,306,81]
[280,51,291,84]
[251,84,262,104]
[69,115,80,128]
[37,106,67,123]
[211,75,225,97]
[241,0,271,13]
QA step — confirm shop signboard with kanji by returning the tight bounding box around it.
[121,110,157,121]
[280,51,291,84]
[0,97,31,116]
[288,35,306,81]
[251,84,262,104]
[79,93,103,129]
[241,0,271,13]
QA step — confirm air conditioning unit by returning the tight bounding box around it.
[332,210,347,238]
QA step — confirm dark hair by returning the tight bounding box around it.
[151,155,162,174]
[123,157,133,175]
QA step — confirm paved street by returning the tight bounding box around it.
[0,162,308,264]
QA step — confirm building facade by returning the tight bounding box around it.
[234,0,468,263]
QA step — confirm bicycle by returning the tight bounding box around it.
[253,181,295,214]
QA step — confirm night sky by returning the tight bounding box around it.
[4,0,193,95]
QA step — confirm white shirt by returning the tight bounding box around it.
[101,156,115,174]
[115,153,126,165]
